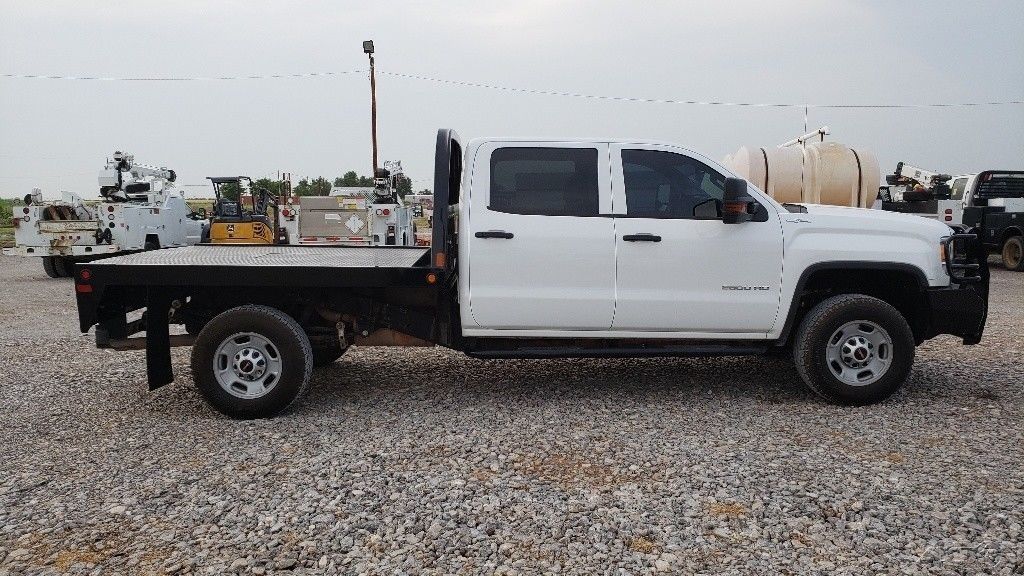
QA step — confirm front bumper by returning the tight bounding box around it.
[925,232,990,344]
[925,283,988,344]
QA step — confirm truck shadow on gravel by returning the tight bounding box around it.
[303,352,821,410]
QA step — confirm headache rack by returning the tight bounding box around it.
[942,232,984,284]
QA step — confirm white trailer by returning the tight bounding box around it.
[3,152,207,277]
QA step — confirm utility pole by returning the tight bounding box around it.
[363,40,378,176]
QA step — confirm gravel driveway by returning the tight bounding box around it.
[1,255,1021,575]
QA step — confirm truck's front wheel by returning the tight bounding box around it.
[191,305,313,419]
[1002,235,1024,271]
[793,295,915,405]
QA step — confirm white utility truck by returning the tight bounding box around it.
[880,165,1024,270]
[73,130,989,418]
[4,152,207,277]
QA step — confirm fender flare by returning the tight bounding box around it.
[775,261,929,345]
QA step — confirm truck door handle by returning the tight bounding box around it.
[475,230,514,239]
[622,233,662,242]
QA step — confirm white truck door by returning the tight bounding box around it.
[467,142,616,330]
[609,144,783,333]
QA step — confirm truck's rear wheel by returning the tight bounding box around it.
[191,305,313,419]
[793,295,915,405]
[41,257,61,278]
[1002,235,1024,271]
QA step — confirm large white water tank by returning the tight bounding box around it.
[724,142,880,208]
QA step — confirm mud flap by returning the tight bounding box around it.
[146,289,174,390]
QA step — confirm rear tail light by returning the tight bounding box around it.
[944,209,953,214]
[107,205,115,212]
[22,207,29,214]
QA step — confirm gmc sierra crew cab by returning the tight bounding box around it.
[73,129,990,418]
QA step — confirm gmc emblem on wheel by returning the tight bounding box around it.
[722,285,770,291]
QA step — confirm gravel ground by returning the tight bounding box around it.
[0,255,1021,575]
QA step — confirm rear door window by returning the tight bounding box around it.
[489,147,600,216]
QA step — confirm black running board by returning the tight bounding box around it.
[466,345,767,360]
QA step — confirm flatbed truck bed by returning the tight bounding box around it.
[82,244,432,287]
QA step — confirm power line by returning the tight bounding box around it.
[376,71,1024,109]
[3,68,1022,109]
[0,70,365,81]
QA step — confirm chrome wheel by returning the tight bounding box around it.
[825,320,893,386]
[213,332,283,399]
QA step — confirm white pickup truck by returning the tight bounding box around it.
[73,130,989,418]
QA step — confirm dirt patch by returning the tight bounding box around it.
[708,502,746,517]
[628,535,658,554]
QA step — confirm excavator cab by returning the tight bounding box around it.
[206,176,279,245]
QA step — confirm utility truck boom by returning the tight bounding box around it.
[4,152,207,277]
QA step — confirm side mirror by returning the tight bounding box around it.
[722,177,756,224]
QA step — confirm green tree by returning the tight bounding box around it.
[219,181,243,201]
[294,177,332,196]
[396,175,412,198]
[336,171,361,187]
[253,178,282,197]
[310,177,332,196]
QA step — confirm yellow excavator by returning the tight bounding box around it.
[206,176,283,245]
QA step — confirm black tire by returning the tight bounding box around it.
[144,239,160,251]
[306,325,348,367]
[1002,235,1024,271]
[59,257,77,278]
[41,257,61,278]
[191,305,313,419]
[793,294,915,405]
[52,257,72,278]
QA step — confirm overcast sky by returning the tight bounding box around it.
[1,0,1022,198]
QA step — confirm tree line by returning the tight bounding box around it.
[221,171,428,200]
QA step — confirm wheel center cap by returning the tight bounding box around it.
[841,336,874,368]
[232,348,266,380]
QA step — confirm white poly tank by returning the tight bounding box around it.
[723,142,879,208]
